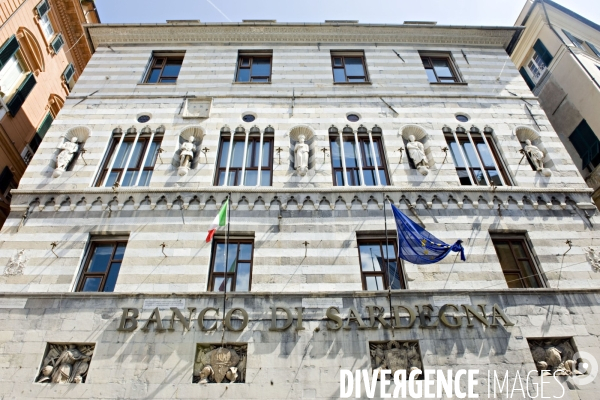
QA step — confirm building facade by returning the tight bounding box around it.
[0,0,100,227]
[509,0,600,207]
[0,21,599,399]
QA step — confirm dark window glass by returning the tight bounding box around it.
[209,239,253,292]
[77,240,127,292]
[491,234,544,288]
[215,133,273,186]
[242,114,255,122]
[421,55,460,83]
[329,132,389,186]
[235,54,272,82]
[144,55,184,83]
[569,119,600,171]
[347,114,360,122]
[358,238,405,290]
[331,53,368,83]
[456,114,469,122]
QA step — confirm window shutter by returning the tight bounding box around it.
[569,120,600,169]
[28,113,53,153]
[6,73,36,116]
[533,39,553,66]
[0,35,20,69]
[63,63,75,82]
[586,41,600,58]
[562,29,582,48]
[35,0,50,18]
[519,67,535,90]
[51,34,64,54]
[0,166,14,194]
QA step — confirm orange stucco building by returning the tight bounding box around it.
[0,0,99,226]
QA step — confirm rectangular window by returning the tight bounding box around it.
[40,13,54,40]
[208,238,253,292]
[76,237,128,292]
[0,166,15,201]
[569,119,600,171]
[214,129,273,186]
[235,52,272,82]
[444,128,511,186]
[527,52,547,84]
[358,237,405,290]
[490,233,544,289]
[562,29,586,50]
[421,53,461,83]
[329,127,389,186]
[331,52,369,83]
[63,63,75,91]
[96,129,163,187]
[144,53,184,83]
[50,33,64,54]
[0,54,24,99]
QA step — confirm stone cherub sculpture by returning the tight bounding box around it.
[294,134,309,176]
[36,344,94,384]
[178,136,196,176]
[524,139,545,171]
[53,137,79,178]
[406,135,428,175]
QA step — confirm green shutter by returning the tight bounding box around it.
[569,120,600,169]
[6,73,37,116]
[63,63,75,82]
[586,41,600,58]
[519,67,535,90]
[0,166,14,193]
[35,0,50,18]
[28,113,53,153]
[0,35,20,69]
[51,34,64,54]
[533,39,553,66]
[562,29,584,49]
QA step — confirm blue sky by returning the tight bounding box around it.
[96,0,600,26]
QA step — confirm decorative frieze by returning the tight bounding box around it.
[193,343,247,384]
[36,343,95,384]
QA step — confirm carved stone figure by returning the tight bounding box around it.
[584,247,600,273]
[4,250,27,276]
[193,344,247,384]
[53,137,79,178]
[406,135,428,175]
[36,344,94,384]
[524,139,545,171]
[370,341,422,379]
[294,134,309,176]
[178,136,197,176]
[528,339,583,377]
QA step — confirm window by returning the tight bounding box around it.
[50,33,64,54]
[526,53,547,84]
[208,238,253,292]
[235,52,272,82]
[331,52,369,83]
[0,35,36,116]
[0,53,25,97]
[569,119,600,171]
[562,30,585,50]
[40,14,54,40]
[62,63,75,91]
[357,237,405,290]
[490,233,544,289]
[28,112,53,154]
[76,238,128,292]
[444,127,511,186]
[0,166,15,201]
[96,128,164,187]
[214,126,274,186]
[329,125,389,186]
[421,53,461,83]
[144,53,184,83]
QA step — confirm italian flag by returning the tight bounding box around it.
[205,199,228,243]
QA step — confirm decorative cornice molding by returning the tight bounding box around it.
[85,24,522,49]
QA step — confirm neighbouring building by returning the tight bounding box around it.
[0,0,100,227]
[0,19,599,399]
[509,0,600,207]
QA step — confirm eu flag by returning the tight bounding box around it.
[391,204,465,264]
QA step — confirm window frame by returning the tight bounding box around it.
[490,233,545,289]
[357,236,406,291]
[330,52,370,83]
[420,53,463,84]
[143,53,185,84]
[526,52,547,84]
[235,52,273,83]
[207,237,254,292]
[444,129,512,187]
[75,237,128,293]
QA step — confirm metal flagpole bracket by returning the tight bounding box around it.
[157,147,165,164]
[50,242,59,258]
[397,147,404,164]
[441,147,449,164]
[275,147,283,165]
[201,147,210,163]
[302,241,309,258]
[79,148,88,165]
[160,242,167,257]
[320,147,329,162]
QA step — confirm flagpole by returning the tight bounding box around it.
[383,193,394,330]
[221,192,231,346]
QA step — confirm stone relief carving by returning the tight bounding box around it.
[4,250,27,276]
[406,135,428,176]
[294,134,309,176]
[370,341,422,379]
[36,344,95,383]
[193,344,247,384]
[528,339,583,376]
[584,247,600,273]
[178,136,196,176]
[53,137,79,178]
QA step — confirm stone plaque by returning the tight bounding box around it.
[143,298,185,310]
[0,298,27,308]
[302,297,343,308]
[432,295,471,306]
[183,98,211,118]
[36,343,95,383]
[193,343,247,384]
[369,341,423,379]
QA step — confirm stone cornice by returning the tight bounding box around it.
[84,23,523,50]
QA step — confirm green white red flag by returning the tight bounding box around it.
[205,199,228,243]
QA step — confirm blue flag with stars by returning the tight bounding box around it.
[391,204,465,264]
